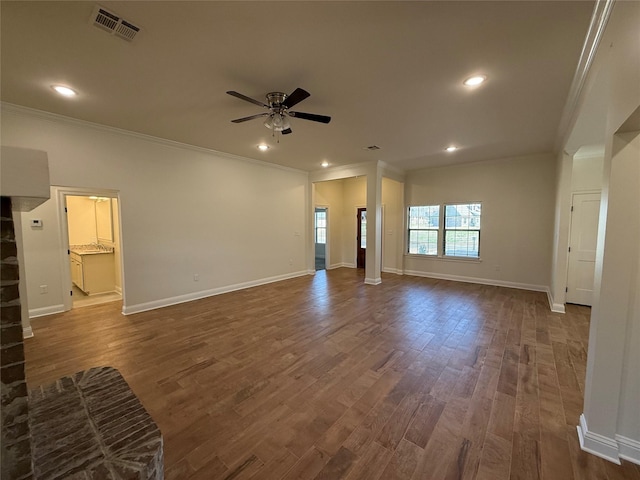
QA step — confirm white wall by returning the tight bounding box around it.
[2,106,309,315]
[342,177,367,267]
[550,151,573,312]
[19,193,64,316]
[572,151,604,192]
[404,153,556,290]
[381,177,404,274]
[113,198,122,293]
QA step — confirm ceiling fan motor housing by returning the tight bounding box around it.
[267,92,287,109]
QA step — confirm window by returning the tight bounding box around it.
[407,203,482,258]
[444,203,481,258]
[359,209,366,249]
[408,205,439,255]
[315,209,327,244]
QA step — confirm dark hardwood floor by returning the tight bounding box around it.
[24,268,640,479]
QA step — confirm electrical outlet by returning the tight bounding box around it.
[193,274,199,282]
[39,285,48,294]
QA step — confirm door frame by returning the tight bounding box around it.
[356,207,366,268]
[314,205,329,270]
[55,186,123,312]
[354,205,385,269]
[566,190,601,306]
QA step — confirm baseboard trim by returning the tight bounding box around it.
[114,285,122,295]
[547,290,566,313]
[577,414,622,465]
[29,304,65,319]
[616,434,640,465]
[23,325,34,339]
[382,267,403,275]
[122,270,309,315]
[403,270,549,294]
[327,262,357,270]
[364,277,382,285]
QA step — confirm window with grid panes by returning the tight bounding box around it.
[444,203,481,258]
[407,205,439,255]
[315,210,327,244]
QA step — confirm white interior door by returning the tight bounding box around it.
[566,192,601,306]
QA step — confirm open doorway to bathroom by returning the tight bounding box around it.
[65,194,122,308]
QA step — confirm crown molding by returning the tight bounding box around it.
[0,102,308,176]
[554,0,615,153]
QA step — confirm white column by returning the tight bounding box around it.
[579,129,640,464]
[365,163,382,285]
[549,151,573,312]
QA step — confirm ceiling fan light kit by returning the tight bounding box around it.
[264,112,290,132]
[227,88,331,140]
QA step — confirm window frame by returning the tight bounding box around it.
[407,205,440,256]
[443,203,482,259]
[405,202,482,260]
[314,209,327,245]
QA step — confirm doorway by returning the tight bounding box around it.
[61,191,123,309]
[566,192,600,306]
[314,207,328,270]
[357,207,366,268]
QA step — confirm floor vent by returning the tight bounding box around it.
[90,5,140,42]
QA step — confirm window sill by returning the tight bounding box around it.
[404,254,482,263]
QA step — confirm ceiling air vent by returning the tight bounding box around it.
[90,5,141,42]
[364,145,381,151]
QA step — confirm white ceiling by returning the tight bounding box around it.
[0,1,595,172]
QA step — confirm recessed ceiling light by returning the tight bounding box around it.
[445,146,458,152]
[463,75,486,87]
[51,85,77,97]
[257,144,269,151]
[321,161,329,168]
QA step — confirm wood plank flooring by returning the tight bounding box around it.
[24,268,640,480]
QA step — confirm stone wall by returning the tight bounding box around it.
[1,195,33,479]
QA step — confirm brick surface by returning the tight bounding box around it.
[29,366,164,480]
[1,282,20,304]
[1,361,26,384]
[1,196,32,480]
[2,341,25,366]
[0,239,17,260]
[1,322,24,344]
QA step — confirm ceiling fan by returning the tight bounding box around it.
[226,88,331,136]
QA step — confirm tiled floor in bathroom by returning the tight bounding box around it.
[72,285,121,308]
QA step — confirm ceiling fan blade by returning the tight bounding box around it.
[282,128,293,135]
[289,111,331,124]
[231,113,270,123]
[282,88,310,109]
[227,91,269,108]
